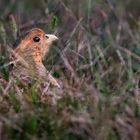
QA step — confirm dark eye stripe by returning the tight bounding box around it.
[33,36,40,42]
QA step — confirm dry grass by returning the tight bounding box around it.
[0,0,140,140]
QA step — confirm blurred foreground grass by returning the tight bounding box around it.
[0,0,140,139]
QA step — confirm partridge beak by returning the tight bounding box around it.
[45,34,58,43]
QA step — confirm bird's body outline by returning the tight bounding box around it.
[1,28,60,92]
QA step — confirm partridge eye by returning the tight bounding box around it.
[33,36,40,42]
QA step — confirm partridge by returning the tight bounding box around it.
[10,28,60,89]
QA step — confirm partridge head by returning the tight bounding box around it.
[14,28,58,61]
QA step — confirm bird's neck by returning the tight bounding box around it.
[15,43,43,64]
[13,52,46,79]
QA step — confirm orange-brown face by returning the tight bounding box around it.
[15,28,58,63]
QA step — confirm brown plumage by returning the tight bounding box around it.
[0,28,60,92]
[11,28,60,88]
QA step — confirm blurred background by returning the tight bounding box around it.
[0,0,140,139]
